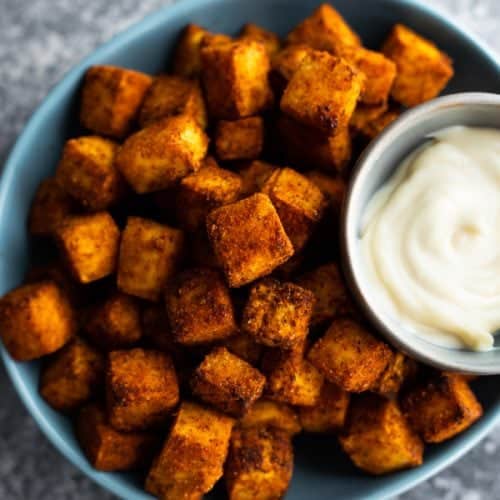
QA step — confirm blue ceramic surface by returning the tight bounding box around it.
[0,0,498,499]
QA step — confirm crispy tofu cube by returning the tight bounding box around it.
[281,51,364,134]
[226,427,293,500]
[206,193,294,287]
[262,168,326,251]
[116,115,209,194]
[305,171,346,213]
[239,399,301,435]
[191,347,266,416]
[308,318,393,392]
[239,160,276,197]
[55,136,125,211]
[372,352,417,395]
[223,333,263,366]
[139,75,207,129]
[201,32,234,49]
[177,158,242,231]
[117,217,184,301]
[239,24,281,57]
[172,24,210,78]
[350,102,388,132]
[215,117,264,161]
[55,212,120,283]
[166,268,237,344]
[80,65,152,138]
[0,281,75,361]
[270,44,312,96]
[286,3,361,54]
[358,107,401,139]
[340,394,424,475]
[381,24,454,106]
[201,40,273,119]
[299,382,350,433]
[145,401,234,499]
[28,178,74,237]
[77,403,158,471]
[242,278,314,349]
[401,373,483,443]
[40,338,104,411]
[106,348,179,431]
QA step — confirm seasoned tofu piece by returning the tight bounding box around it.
[215,117,264,161]
[357,107,401,139]
[372,352,417,395]
[308,318,392,392]
[350,102,388,132]
[106,348,179,431]
[139,75,207,129]
[401,373,483,443]
[0,281,75,361]
[223,333,263,366]
[172,24,210,78]
[145,401,234,499]
[166,268,237,344]
[238,160,276,197]
[117,217,184,301]
[381,24,453,106]
[40,338,104,412]
[55,212,120,283]
[80,65,152,138]
[305,171,346,213]
[270,44,312,96]
[239,399,301,435]
[116,115,208,194]
[226,427,293,500]
[201,40,273,119]
[340,394,424,475]
[206,193,294,287]
[239,23,281,57]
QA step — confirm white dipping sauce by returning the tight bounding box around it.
[361,126,500,351]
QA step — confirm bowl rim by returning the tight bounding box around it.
[1,0,499,499]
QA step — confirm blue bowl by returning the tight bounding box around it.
[1,0,499,499]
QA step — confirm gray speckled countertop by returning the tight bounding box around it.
[0,1,499,499]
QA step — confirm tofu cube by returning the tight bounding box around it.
[270,44,312,96]
[201,40,273,119]
[117,217,184,301]
[239,23,281,57]
[281,51,364,134]
[305,171,346,213]
[145,401,234,499]
[166,268,237,344]
[372,352,417,395]
[226,427,293,500]
[55,136,125,211]
[401,373,483,443]
[55,212,120,283]
[239,399,301,435]
[350,102,388,132]
[115,115,209,194]
[215,117,264,161]
[106,348,179,431]
[223,333,263,366]
[0,281,75,361]
[172,24,210,78]
[339,394,424,475]
[239,160,276,197]
[80,65,152,138]
[381,24,454,107]
[206,193,294,287]
[40,338,104,411]
[359,107,401,139]
[308,318,393,392]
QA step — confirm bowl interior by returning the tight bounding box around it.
[1,0,499,499]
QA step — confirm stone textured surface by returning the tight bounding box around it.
[0,0,498,499]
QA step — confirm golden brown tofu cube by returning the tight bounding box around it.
[77,403,158,471]
[138,75,207,129]
[238,160,276,197]
[308,318,392,392]
[401,373,483,443]
[215,117,264,161]
[166,268,237,344]
[28,178,74,237]
[242,278,314,349]
[270,44,312,96]
[305,171,346,213]
[223,333,263,366]
[262,168,326,251]
[239,23,281,57]
[358,107,401,139]
[172,24,211,78]
[80,65,152,138]
[106,348,179,431]
[145,401,234,499]
[116,115,209,194]
[55,212,120,283]
[281,51,364,134]
[239,399,301,435]
[299,382,350,433]
[55,136,124,211]
[191,347,266,416]
[201,40,273,120]
[0,281,75,361]
[381,24,454,107]
[207,193,294,287]
[40,338,104,412]
[286,3,361,54]
[372,352,417,396]
[226,427,293,500]
[177,158,242,231]
[117,217,184,301]
[349,102,388,132]
[201,32,234,49]
[340,394,424,475]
